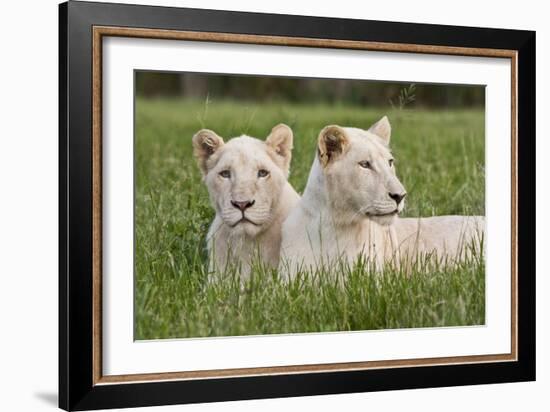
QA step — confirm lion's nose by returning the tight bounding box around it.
[389,192,406,205]
[231,200,255,212]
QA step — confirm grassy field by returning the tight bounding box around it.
[134,97,485,340]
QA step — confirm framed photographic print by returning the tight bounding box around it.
[59,1,535,410]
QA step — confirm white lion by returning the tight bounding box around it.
[193,124,300,276]
[280,116,484,276]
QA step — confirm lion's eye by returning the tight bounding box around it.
[258,169,270,178]
[219,170,231,178]
[359,161,372,169]
[389,159,394,167]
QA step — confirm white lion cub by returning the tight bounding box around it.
[193,124,300,275]
[280,116,484,276]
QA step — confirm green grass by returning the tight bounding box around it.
[135,97,485,340]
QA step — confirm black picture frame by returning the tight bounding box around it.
[59,1,535,410]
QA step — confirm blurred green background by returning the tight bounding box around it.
[136,71,484,108]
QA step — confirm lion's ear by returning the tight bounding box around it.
[318,125,348,167]
[192,129,224,175]
[368,115,391,145]
[266,123,293,175]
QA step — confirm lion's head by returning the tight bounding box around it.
[317,116,406,226]
[193,124,294,237]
